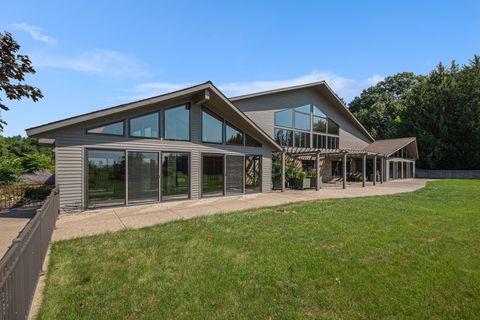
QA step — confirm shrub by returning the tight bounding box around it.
[0,156,24,184]
[22,153,54,173]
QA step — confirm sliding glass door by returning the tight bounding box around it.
[226,155,244,194]
[162,153,189,200]
[245,155,261,193]
[87,149,126,208]
[202,155,224,197]
[127,151,159,203]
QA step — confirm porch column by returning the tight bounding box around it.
[373,155,377,186]
[362,153,366,187]
[380,156,384,184]
[316,151,321,191]
[281,152,286,192]
[342,152,347,189]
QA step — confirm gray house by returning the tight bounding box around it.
[26,81,418,212]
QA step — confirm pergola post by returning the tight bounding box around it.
[380,156,384,184]
[373,155,377,186]
[316,151,321,191]
[281,152,286,192]
[413,161,416,179]
[362,153,366,187]
[401,161,404,179]
[342,152,347,189]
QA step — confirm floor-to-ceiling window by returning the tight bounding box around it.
[162,153,189,200]
[87,149,126,208]
[202,155,224,196]
[128,151,159,203]
[245,155,261,193]
[226,155,244,194]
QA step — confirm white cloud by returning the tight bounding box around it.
[114,70,384,103]
[13,23,56,44]
[32,50,148,79]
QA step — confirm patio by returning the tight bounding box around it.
[53,179,428,241]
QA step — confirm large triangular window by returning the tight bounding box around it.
[86,121,124,136]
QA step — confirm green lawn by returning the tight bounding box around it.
[39,180,480,319]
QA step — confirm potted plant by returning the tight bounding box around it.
[309,169,322,189]
[272,159,282,189]
[294,171,311,190]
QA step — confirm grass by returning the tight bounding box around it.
[39,180,480,319]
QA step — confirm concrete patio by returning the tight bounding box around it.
[53,179,428,241]
[0,207,37,258]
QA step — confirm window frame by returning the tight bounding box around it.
[162,103,191,142]
[201,106,224,144]
[128,111,161,139]
[161,151,191,201]
[85,120,126,137]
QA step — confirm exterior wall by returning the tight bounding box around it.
[233,87,372,150]
[50,98,273,211]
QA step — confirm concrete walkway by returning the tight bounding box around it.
[53,179,428,241]
[0,208,36,258]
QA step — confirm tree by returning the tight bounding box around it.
[0,31,43,129]
[348,72,421,139]
[22,153,54,173]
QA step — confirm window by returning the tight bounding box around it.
[164,104,190,141]
[162,153,189,200]
[202,108,223,143]
[245,134,262,147]
[87,149,125,208]
[275,128,293,147]
[294,112,311,130]
[274,109,293,128]
[327,136,339,149]
[86,121,124,136]
[313,105,326,117]
[313,134,326,148]
[226,123,243,145]
[130,112,159,138]
[202,155,224,196]
[327,119,340,135]
[295,131,310,148]
[274,104,340,149]
[295,105,311,113]
[128,151,159,203]
[313,116,327,133]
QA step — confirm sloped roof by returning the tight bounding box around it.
[25,81,282,151]
[230,81,375,142]
[363,137,418,158]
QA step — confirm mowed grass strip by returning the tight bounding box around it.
[39,180,480,319]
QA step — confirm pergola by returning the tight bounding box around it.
[277,147,387,191]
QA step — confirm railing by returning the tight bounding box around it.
[0,184,55,211]
[0,187,59,320]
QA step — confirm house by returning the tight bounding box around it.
[26,81,418,212]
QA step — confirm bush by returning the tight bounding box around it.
[22,153,54,173]
[0,156,24,184]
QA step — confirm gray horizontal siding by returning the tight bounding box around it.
[54,101,273,211]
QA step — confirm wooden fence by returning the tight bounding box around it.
[0,187,59,320]
[0,184,54,211]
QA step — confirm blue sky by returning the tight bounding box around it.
[1,0,479,136]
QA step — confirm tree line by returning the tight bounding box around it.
[349,54,480,170]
